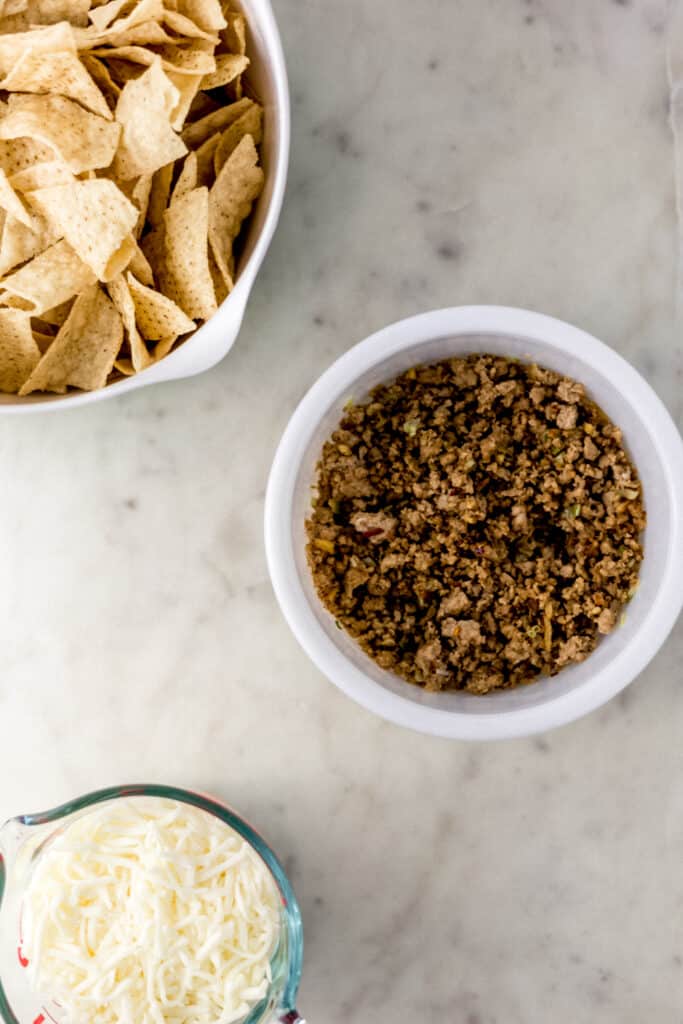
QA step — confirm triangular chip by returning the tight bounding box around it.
[126,271,194,338]
[0,95,120,173]
[0,308,40,392]
[201,52,248,90]
[153,334,177,360]
[19,283,123,393]
[195,130,220,186]
[0,212,58,276]
[208,247,230,303]
[163,9,216,41]
[222,10,245,53]
[181,95,252,148]
[107,273,150,370]
[28,0,90,24]
[104,18,172,45]
[128,240,154,285]
[0,169,32,226]
[0,49,112,120]
[213,101,262,174]
[140,223,172,294]
[88,0,131,31]
[77,0,162,43]
[208,133,262,288]
[10,161,75,191]
[172,149,197,201]
[112,58,187,179]
[146,161,174,227]
[162,186,215,319]
[40,299,73,325]
[120,172,153,236]
[1,239,95,315]
[0,139,55,178]
[153,42,215,76]
[80,54,121,106]
[166,70,203,130]
[0,21,74,76]
[177,0,224,33]
[28,179,138,280]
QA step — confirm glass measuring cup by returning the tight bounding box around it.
[0,784,305,1024]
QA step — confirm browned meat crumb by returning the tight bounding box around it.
[306,354,646,694]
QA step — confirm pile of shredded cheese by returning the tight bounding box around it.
[22,798,281,1024]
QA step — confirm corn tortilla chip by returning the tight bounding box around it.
[0,139,55,178]
[208,247,229,303]
[29,0,90,25]
[130,173,153,234]
[140,223,172,295]
[128,240,154,285]
[0,239,95,315]
[88,0,130,32]
[178,0,224,33]
[172,150,197,201]
[114,357,134,374]
[10,161,75,191]
[0,212,58,276]
[80,55,121,107]
[201,52,248,90]
[163,9,217,41]
[213,101,262,174]
[28,179,138,280]
[153,334,177,359]
[0,49,112,120]
[32,328,55,354]
[0,21,74,76]
[163,186,215,319]
[112,58,187,179]
[104,19,172,45]
[0,169,32,227]
[40,299,73,325]
[195,130,220,186]
[208,133,262,289]
[146,161,174,227]
[19,284,123,393]
[181,95,252,148]
[0,308,40,392]
[166,70,203,131]
[107,273,150,370]
[186,89,220,122]
[77,0,162,43]
[222,10,246,54]
[127,271,194,338]
[0,95,120,173]
[153,42,215,76]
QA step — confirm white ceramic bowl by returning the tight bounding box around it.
[0,0,290,414]
[265,306,683,740]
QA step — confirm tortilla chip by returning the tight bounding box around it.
[153,334,177,359]
[114,357,134,374]
[146,161,174,226]
[128,239,154,285]
[0,308,40,392]
[153,42,215,76]
[0,95,120,173]
[80,55,121,107]
[163,185,216,319]
[19,283,123,393]
[104,18,172,45]
[201,52,248,90]
[0,169,32,227]
[181,95,253,148]
[222,10,245,54]
[213,101,262,174]
[27,179,137,280]
[0,239,95,315]
[112,58,187,179]
[0,21,74,76]
[163,9,217,41]
[208,246,229,302]
[0,212,58,276]
[178,0,225,33]
[195,131,220,186]
[0,10,29,30]
[0,140,57,179]
[119,172,153,237]
[32,328,55,354]
[107,273,151,370]
[186,89,221,121]
[88,0,131,32]
[40,298,73,325]
[140,223,172,294]
[127,271,194,338]
[172,150,197,201]
[78,0,162,42]
[2,0,28,16]
[208,133,262,288]
[28,0,90,24]
[0,49,112,120]
[167,70,203,131]
[10,161,75,191]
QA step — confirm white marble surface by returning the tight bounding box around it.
[1,0,683,1020]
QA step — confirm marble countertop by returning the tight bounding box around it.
[2,0,683,1020]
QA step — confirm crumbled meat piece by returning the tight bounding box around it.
[440,589,470,616]
[306,355,645,693]
[350,511,397,544]
[597,607,617,634]
[556,404,578,430]
[558,379,585,404]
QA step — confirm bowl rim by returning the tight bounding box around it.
[0,0,290,415]
[264,305,683,740]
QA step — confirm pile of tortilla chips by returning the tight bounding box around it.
[0,0,264,395]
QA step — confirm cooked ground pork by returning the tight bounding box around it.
[306,355,645,694]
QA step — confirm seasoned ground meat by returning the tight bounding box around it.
[306,355,645,694]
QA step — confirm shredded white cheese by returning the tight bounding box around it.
[21,798,281,1024]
